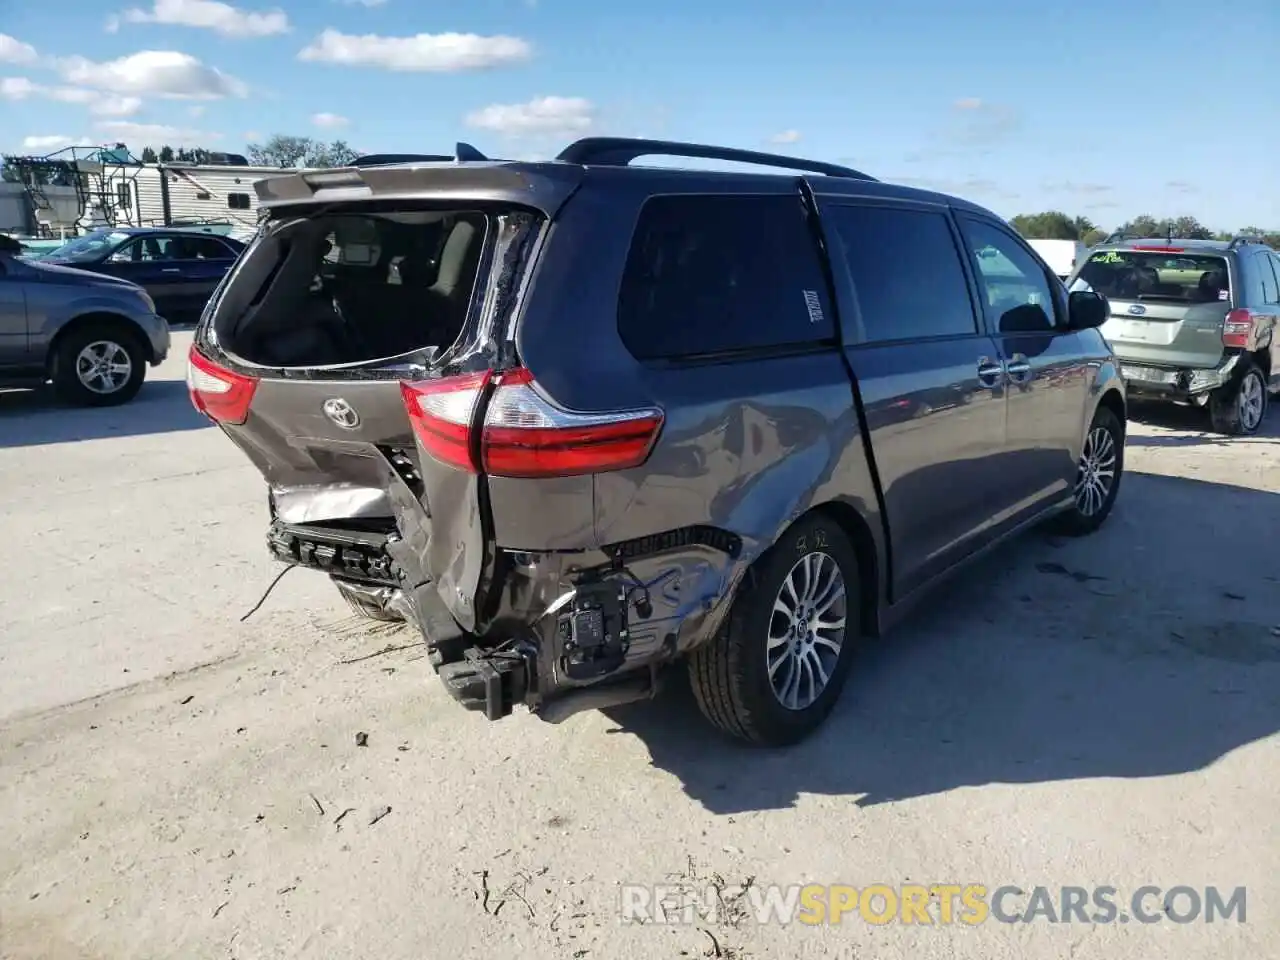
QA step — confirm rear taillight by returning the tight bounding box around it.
[1223,309,1255,349]
[402,367,664,479]
[187,345,258,425]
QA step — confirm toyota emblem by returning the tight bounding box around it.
[323,398,360,429]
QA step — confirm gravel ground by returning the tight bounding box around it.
[1,331,1277,960]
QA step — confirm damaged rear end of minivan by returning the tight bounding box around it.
[189,160,673,724]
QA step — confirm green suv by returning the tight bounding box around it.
[1067,235,1278,435]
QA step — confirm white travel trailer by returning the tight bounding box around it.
[113,161,303,240]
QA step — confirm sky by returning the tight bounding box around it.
[1,0,1277,230]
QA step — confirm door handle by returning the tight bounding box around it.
[161,268,181,273]
[1005,353,1033,383]
[977,356,1005,388]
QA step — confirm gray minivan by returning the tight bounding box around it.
[190,138,1126,745]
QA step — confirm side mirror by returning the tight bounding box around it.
[1067,290,1109,330]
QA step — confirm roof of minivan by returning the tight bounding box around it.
[255,155,1006,224]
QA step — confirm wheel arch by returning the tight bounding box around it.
[1095,384,1127,435]
[790,500,882,640]
[46,311,154,374]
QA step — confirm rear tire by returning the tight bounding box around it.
[1209,359,1268,436]
[688,513,860,747]
[1050,404,1124,537]
[50,321,147,407]
[333,579,404,622]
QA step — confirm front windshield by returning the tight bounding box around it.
[47,231,130,263]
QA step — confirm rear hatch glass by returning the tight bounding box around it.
[1070,249,1231,306]
[205,207,491,369]
[1070,249,1233,368]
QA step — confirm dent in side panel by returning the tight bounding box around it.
[387,456,487,631]
[593,353,861,645]
[488,475,597,551]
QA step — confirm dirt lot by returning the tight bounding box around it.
[1,332,1277,960]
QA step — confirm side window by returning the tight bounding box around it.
[617,194,835,360]
[108,240,143,263]
[1254,251,1279,305]
[823,204,977,343]
[228,193,251,211]
[184,237,234,259]
[959,218,1058,334]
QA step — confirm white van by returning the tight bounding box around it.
[1027,238,1088,281]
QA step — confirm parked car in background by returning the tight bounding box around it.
[189,138,1125,746]
[1027,239,1088,281]
[1067,235,1279,435]
[40,227,245,325]
[0,233,170,405]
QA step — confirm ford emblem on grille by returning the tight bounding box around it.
[323,398,361,429]
[1127,304,1146,316]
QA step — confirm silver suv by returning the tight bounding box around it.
[0,234,171,405]
[1067,235,1279,434]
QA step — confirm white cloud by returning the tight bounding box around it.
[59,50,248,100]
[0,34,38,65]
[464,96,593,137]
[22,135,77,151]
[119,0,289,38]
[94,120,222,144]
[311,111,349,129]
[0,77,39,99]
[1,78,142,116]
[769,129,801,145]
[105,15,121,33]
[299,29,531,72]
[91,95,144,116]
[954,97,983,110]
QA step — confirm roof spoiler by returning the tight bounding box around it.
[351,143,491,167]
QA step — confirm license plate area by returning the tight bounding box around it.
[1121,364,1178,385]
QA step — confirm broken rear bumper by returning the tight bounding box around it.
[1118,353,1240,400]
[266,518,405,586]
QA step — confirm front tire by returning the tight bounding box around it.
[50,322,147,407]
[1209,359,1268,436]
[1051,405,1124,537]
[688,513,860,747]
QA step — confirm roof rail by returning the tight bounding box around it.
[351,142,491,168]
[1226,234,1263,251]
[555,137,876,181]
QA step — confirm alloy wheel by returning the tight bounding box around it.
[767,551,848,711]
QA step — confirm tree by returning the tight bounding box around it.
[304,139,359,167]
[1117,215,1162,238]
[158,145,174,163]
[1009,211,1087,240]
[1167,215,1213,240]
[246,134,360,168]
[246,135,313,168]
[140,146,158,163]
[1082,228,1108,247]
[1113,214,1212,240]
